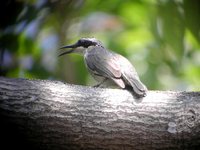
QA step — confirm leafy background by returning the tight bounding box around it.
[0,0,200,91]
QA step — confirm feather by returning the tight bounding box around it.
[85,47,122,79]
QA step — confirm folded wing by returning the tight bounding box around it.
[85,47,125,88]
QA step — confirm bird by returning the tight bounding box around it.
[59,38,147,98]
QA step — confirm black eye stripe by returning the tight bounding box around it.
[78,39,99,48]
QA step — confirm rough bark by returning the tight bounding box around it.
[0,77,200,150]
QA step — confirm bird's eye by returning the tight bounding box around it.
[78,40,83,44]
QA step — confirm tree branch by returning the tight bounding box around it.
[0,77,200,150]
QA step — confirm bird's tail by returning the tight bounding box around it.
[123,73,147,97]
[129,78,147,97]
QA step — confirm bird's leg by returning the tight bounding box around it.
[93,78,108,88]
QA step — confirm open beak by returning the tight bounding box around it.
[58,43,78,57]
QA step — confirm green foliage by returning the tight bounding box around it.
[1,0,200,91]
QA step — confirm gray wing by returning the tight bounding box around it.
[85,47,125,88]
[114,54,147,96]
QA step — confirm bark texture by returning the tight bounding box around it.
[0,77,200,150]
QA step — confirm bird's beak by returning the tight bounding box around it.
[58,42,78,57]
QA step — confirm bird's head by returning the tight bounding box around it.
[59,38,103,56]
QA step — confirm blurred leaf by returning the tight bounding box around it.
[184,0,200,42]
[116,29,153,52]
[119,1,150,27]
[157,1,184,61]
